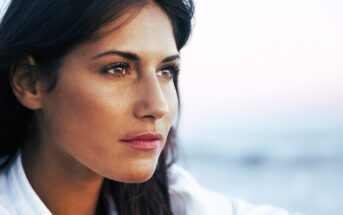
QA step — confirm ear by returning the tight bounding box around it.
[10,56,44,110]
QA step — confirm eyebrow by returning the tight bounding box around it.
[161,55,180,63]
[91,50,180,63]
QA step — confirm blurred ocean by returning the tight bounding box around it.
[178,120,343,215]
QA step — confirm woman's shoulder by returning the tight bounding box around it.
[168,164,233,215]
[0,154,51,215]
[0,206,12,215]
[231,198,301,215]
[0,167,16,215]
[168,164,301,215]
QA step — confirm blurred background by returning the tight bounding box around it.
[177,0,343,215]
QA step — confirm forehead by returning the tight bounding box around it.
[75,3,178,60]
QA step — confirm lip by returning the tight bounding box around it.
[121,132,163,151]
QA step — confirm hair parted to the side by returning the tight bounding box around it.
[0,0,194,214]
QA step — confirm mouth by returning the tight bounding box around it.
[121,132,163,151]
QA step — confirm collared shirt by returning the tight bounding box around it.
[0,153,298,215]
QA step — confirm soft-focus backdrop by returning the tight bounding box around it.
[178,0,343,215]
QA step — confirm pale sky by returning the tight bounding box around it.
[179,0,343,132]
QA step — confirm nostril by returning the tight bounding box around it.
[133,77,170,120]
[142,101,169,120]
[133,93,169,120]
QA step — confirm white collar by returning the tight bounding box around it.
[7,153,119,215]
[7,153,52,215]
[0,0,12,23]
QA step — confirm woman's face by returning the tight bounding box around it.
[37,4,178,183]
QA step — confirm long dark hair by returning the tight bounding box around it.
[0,0,194,214]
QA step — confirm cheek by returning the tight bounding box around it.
[40,76,136,177]
[168,88,179,120]
[169,82,179,114]
[41,73,128,150]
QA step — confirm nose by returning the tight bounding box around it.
[133,74,169,120]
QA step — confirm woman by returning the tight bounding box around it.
[0,0,298,214]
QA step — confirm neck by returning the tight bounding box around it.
[21,142,105,215]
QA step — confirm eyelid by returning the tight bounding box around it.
[100,62,130,76]
[160,62,180,72]
[157,62,180,80]
[161,61,179,68]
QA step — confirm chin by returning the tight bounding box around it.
[106,161,158,183]
[125,170,155,183]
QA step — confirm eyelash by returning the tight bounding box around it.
[100,62,130,77]
[100,62,180,80]
[157,62,180,80]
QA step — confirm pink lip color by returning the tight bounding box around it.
[121,133,163,151]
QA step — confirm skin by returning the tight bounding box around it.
[11,3,179,215]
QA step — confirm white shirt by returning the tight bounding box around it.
[0,154,299,215]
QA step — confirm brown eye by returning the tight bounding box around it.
[101,63,129,77]
[157,69,173,80]
[157,63,180,80]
